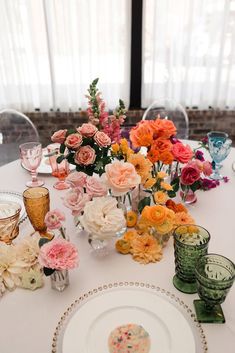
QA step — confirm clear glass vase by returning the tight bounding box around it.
[180,187,197,205]
[51,269,69,292]
[88,234,110,257]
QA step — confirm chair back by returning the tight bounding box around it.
[0,109,39,166]
[142,99,189,139]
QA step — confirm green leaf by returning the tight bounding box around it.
[60,144,66,154]
[92,78,99,86]
[180,183,187,191]
[167,190,176,198]
[190,180,201,192]
[67,153,75,164]
[43,267,55,276]
[170,178,179,192]
[56,155,65,164]
[39,237,51,248]
[138,196,151,213]
[66,128,76,136]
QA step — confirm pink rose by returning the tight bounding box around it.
[44,209,65,230]
[74,145,96,166]
[86,176,108,197]
[180,162,201,185]
[103,161,141,196]
[172,143,193,163]
[66,171,87,188]
[38,238,78,270]
[63,189,91,216]
[203,161,212,176]
[51,129,67,144]
[65,133,83,150]
[94,131,111,147]
[77,123,98,137]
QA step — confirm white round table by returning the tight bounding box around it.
[0,141,234,353]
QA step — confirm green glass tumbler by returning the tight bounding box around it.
[194,254,235,323]
[173,225,210,294]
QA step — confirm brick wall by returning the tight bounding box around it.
[25,109,235,147]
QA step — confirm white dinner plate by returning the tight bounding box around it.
[62,287,195,353]
[0,190,27,224]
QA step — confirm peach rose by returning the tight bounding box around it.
[203,161,212,176]
[86,176,108,197]
[77,123,98,137]
[94,131,111,147]
[66,171,87,188]
[103,161,141,196]
[74,145,96,166]
[63,189,91,216]
[51,129,67,144]
[172,143,193,163]
[65,133,83,150]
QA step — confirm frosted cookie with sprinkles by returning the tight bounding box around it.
[108,323,151,353]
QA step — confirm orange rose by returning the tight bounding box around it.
[153,138,172,153]
[159,151,174,165]
[153,119,177,139]
[147,147,160,163]
[129,121,153,148]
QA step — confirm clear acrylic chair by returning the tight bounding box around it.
[142,99,189,139]
[0,109,39,166]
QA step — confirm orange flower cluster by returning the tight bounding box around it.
[139,205,175,236]
[111,138,133,161]
[165,200,195,226]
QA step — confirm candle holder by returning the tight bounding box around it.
[194,254,235,323]
[173,225,210,294]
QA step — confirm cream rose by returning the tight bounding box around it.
[80,196,126,240]
[63,189,91,216]
[102,161,141,196]
[86,176,108,197]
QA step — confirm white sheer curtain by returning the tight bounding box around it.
[0,0,131,112]
[142,0,235,109]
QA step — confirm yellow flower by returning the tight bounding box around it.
[131,234,163,264]
[187,225,199,234]
[144,178,156,189]
[153,191,168,205]
[175,225,188,236]
[123,229,138,242]
[166,209,176,223]
[174,212,195,226]
[115,239,131,254]
[128,153,152,183]
[157,171,167,179]
[141,205,167,225]
[20,267,44,290]
[160,182,173,191]
[111,143,119,154]
[120,138,129,154]
[156,219,174,235]
[136,218,151,234]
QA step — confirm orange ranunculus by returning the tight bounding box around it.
[174,212,195,226]
[131,234,163,264]
[141,205,167,225]
[166,200,188,213]
[166,208,176,223]
[166,199,177,212]
[156,219,174,235]
[115,239,131,254]
[153,191,168,205]
[129,121,154,148]
[147,147,160,163]
[153,119,177,139]
[126,210,138,227]
[128,153,152,184]
[136,218,151,234]
[153,138,172,153]
[123,229,139,242]
[159,151,174,165]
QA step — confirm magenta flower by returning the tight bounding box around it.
[39,238,78,270]
[195,150,205,161]
[44,209,65,230]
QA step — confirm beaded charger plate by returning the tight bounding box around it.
[52,282,208,353]
[0,190,27,225]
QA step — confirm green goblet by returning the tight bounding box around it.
[173,225,210,294]
[194,254,235,323]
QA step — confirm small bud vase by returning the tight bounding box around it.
[180,187,197,205]
[51,269,69,292]
[88,234,110,257]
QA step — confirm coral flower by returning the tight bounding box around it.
[131,234,163,264]
[153,138,172,153]
[174,212,195,226]
[128,153,152,183]
[147,147,160,163]
[129,121,154,148]
[159,151,174,165]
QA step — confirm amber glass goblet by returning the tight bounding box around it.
[23,187,52,239]
[194,254,235,323]
[0,201,21,244]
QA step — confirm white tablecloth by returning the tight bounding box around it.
[0,141,235,353]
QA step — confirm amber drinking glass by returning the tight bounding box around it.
[23,187,52,238]
[0,201,21,244]
[173,224,210,294]
[47,143,70,190]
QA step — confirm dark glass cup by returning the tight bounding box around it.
[173,225,210,294]
[194,254,235,323]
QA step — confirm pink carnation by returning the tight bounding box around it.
[94,131,111,147]
[66,171,87,188]
[51,129,67,144]
[86,176,108,197]
[63,188,91,216]
[78,123,98,137]
[44,209,65,230]
[65,133,83,150]
[74,145,96,166]
[172,143,193,163]
[38,238,78,270]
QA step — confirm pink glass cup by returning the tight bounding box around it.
[19,142,44,188]
[47,144,70,190]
